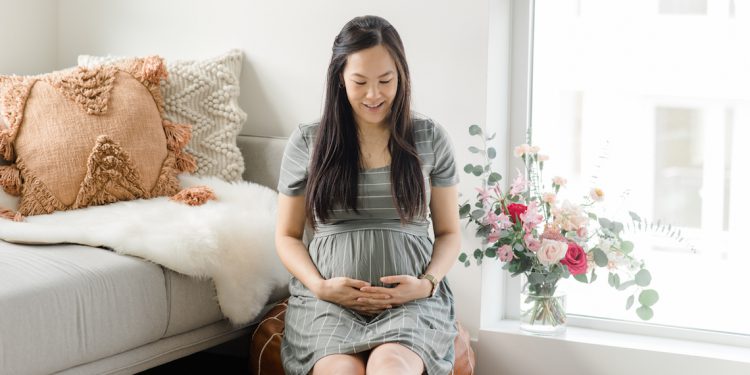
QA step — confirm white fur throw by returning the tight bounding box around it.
[0,174,289,325]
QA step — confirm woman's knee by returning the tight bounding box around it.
[312,353,366,375]
[367,343,424,375]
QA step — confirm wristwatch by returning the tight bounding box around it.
[419,274,439,297]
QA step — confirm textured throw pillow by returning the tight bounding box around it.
[78,50,248,181]
[0,57,196,216]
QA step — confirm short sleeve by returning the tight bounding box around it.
[430,123,460,187]
[277,126,311,196]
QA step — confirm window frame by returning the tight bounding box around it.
[483,0,750,349]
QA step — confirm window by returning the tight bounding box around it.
[527,0,750,336]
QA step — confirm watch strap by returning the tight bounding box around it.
[419,273,439,297]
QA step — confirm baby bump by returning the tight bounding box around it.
[309,229,433,286]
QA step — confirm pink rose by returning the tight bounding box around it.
[498,244,515,262]
[561,242,588,275]
[524,233,541,252]
[537,239,567,267]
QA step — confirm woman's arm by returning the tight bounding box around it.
[275,194,326,293]
[275,193,392,314]
[420,184,461,291]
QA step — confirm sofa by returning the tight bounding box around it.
[0,133,291,375]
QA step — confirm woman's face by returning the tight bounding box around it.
[342,44,398,129]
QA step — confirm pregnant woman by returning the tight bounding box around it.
[275,15,461,375]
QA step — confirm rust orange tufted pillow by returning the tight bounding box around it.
[0,57,196,216]
[249,298,476,375]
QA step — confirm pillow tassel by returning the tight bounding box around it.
[0,164,21,196]
[138,56,168,85]
[169,185,217,206]
[163,120,192,151]
[0,130,13,160]
[175,151,197,173]
[0,206,24,222]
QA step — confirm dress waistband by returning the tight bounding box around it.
[313,220,430,237]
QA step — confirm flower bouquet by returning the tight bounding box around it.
[458,125,663,334]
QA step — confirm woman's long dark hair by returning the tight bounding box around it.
[305,15,426,226]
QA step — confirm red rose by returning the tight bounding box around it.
[561,241,588,275]
[506,203,527,224]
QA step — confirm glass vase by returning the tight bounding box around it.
[520,283,567,335]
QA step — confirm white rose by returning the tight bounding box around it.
[537,239,568,267]
[598,238,613,252]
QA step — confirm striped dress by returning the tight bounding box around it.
[277,116,459,375]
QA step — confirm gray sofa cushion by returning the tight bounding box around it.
[238,134,288,190]
[162,271,224,337]
[0,242,168,374]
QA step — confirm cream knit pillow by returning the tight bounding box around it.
[79,50,247,181]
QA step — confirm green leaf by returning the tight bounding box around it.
[590,269,598,283]
[613,273,621,288]
[463,164,474,173]
[473,248,483,260]
[591,248,608,267]
[599,218,612,229]
[485,247,497,258]
[469,124,483,135]
[528,272,545,285]
[635,269,652,287]
[459,204,471,218]
[472,165,484,176]
[468,146,481,154]
[626,295,635,310]
[588,212,598,220]
[621,241,635,253]
[612,221,624,235]
[487,147,497,159]
[458,253,468,263]
[639,289,659,307]
[573,274,588,283]
[617,280,636,291]
[488,172,502,185]
[636,305,654,320]
[470,209,485,220]
[476,225,492,239]
[487,132,496,141]
[629,211,642,222]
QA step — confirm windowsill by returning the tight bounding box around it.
[481,319,750,365]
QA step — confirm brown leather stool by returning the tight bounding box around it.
[249,298,475,374]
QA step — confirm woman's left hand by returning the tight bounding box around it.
[358,275,433,306]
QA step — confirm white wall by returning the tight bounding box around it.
[56,0,489,339]
[0,0,57,75]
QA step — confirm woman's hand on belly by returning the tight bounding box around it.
[358,275,433,306]
[314,276,394,316]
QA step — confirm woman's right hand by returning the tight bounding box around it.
[312,277,393,316]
